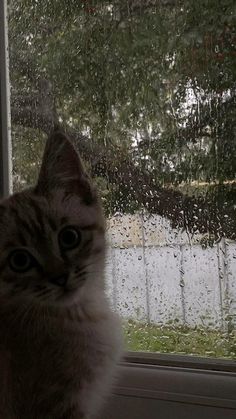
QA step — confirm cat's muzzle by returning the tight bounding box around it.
[49,274,68,287]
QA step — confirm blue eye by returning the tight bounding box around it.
[9,250,34,273]
[59,227,81,250]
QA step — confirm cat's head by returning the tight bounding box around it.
[0,131,105,307]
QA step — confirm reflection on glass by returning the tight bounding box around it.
[8,1,236,358]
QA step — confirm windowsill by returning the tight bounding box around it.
[124,351,236,372]
[101,351,236,417]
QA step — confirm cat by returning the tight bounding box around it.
[0,130,122,419]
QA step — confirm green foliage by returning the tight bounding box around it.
[12,128,45,191]
[8,0,236,215]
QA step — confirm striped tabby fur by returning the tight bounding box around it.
[0,131,122,419]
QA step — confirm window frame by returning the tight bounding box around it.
[1,3,236,417]
[0,0,12,199]
[103,353,236,418]
[125,352,236,373]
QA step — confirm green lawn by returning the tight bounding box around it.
[124,321,236,359]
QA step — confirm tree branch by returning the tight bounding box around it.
[10,90,236,240]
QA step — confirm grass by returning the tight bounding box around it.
[124,320,236,359]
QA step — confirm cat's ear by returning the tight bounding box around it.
[35,130,95,204]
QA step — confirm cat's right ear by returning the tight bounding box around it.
[35,130,95,204]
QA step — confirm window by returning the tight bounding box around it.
[6,0,236,361]
[2,2,236,418]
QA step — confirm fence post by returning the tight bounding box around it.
[179,244,187,325]
[217,238,230,332]
[140,211,150,324]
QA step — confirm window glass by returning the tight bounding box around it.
[8,1,236,359]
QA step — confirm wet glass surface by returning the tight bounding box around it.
[8,0,236,358]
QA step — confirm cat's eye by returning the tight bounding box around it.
[59,226,81,251]
[8,249,34,273]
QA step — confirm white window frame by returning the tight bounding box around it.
[1,3,236,417]
[0,0,12,199]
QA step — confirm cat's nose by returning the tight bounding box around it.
[49,274,68,287]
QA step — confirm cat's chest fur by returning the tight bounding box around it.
[0,299,121,419]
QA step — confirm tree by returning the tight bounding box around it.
[8,0,236,239]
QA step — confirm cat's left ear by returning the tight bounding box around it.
[35,130,95,204]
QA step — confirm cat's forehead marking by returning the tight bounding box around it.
[50,189,103,229]
[6,201,45,244]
